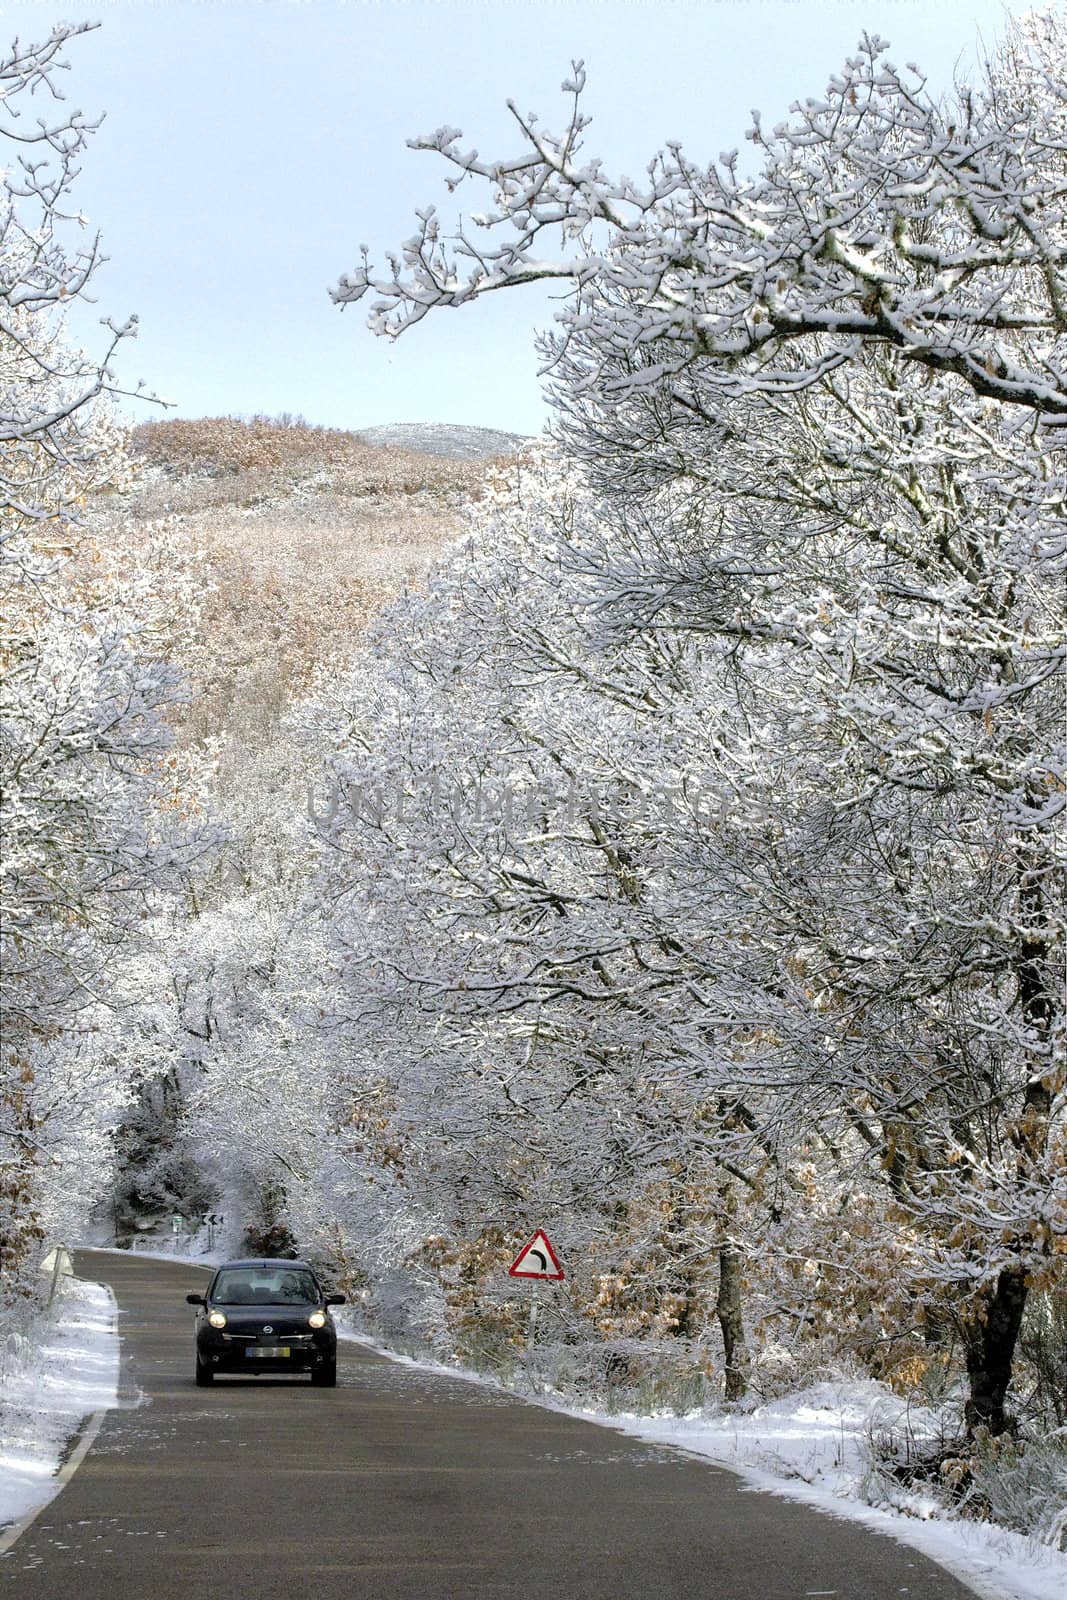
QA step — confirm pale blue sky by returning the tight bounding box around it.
[2,0,1032,435]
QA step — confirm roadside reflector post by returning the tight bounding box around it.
[40,1244,74,1307]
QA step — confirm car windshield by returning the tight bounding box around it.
[211,1267,320,1305]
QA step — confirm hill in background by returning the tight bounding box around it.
[354,422,529,459]
[105,415,524,749]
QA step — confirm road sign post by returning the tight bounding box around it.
[526,1289,541,1391]
[508,1230,565,1395]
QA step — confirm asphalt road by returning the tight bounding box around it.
[0,1251,979,1600]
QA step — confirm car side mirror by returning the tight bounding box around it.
[325,1293,346,1306]
[186,1293,206,1306]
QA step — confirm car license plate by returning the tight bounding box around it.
[247,1345,289,1357]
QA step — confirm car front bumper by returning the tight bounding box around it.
[196,1329,336,1374]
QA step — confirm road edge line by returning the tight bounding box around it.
[0,1272,124,1559]
[0,1406,111,1558]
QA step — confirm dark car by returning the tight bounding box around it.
[187,1259,345,1386]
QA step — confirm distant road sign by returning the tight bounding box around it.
[508,1230,564,1280]
[39,1246,73,1278]
[40,1245,74,1306]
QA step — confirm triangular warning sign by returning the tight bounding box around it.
[508,1229,564,1280]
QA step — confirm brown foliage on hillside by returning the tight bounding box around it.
[129,415,489,500]
[103,415,513,749]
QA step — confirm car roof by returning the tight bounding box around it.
[214,1259,316,1271]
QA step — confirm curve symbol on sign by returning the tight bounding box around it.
[508,1229,565,1279]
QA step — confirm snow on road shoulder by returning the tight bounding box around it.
[591,1387,1067,1600]
[340,1334,1066,1600]
[0,1276,118,1537]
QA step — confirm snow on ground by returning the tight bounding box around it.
[355,422,529,459]
[590,1386,1067,1600]
[344,1336,1067,1600]
[0,1276,118,1537]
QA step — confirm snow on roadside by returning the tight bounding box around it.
[0,1276,118,1536]
[592,1389,1067,1600]
[340,1335,1066,1600]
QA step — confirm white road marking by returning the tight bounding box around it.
[0,1408,109,1558]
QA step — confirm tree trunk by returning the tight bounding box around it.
[717,1240,749,1401]
[958,852,1054,1436]
[962,1264,1029,1435]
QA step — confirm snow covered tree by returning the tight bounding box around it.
[292,464,824,1395]
[1,22,146,509]
[334,15,1065,1430]
[0,24,203,1325]
[335,15,1064,426]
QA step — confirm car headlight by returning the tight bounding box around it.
[208,1311,227,1329]
[308,1311,327,1329]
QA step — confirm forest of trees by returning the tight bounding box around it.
[1,10,1063,1528]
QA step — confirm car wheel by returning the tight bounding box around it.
[311,1360,336,1387]
[195,1354,214,1386]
